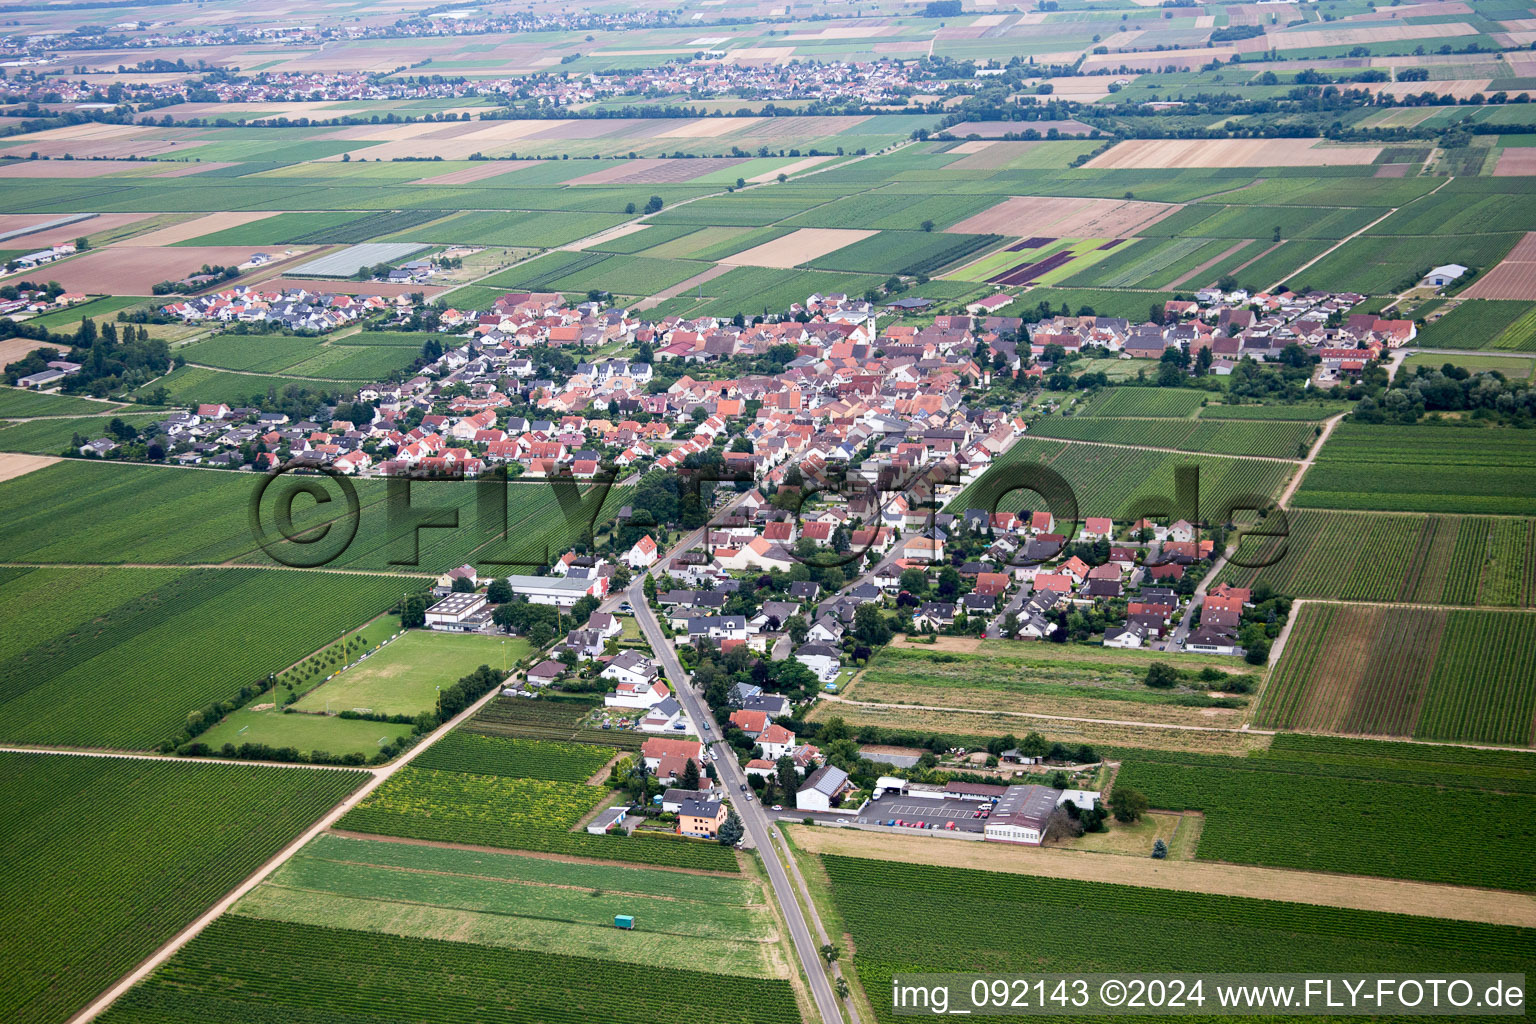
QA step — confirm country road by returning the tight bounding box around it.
[631,582,850,1024]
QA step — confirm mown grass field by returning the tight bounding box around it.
[293,631,528,717]
[0,752,364,1024]
[233,833,782,977]
[1261,603,1536,747]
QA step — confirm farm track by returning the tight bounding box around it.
[1269,176,1453,293]
[64,677,509,1024]
[0,560,435,577]
[1274,412,1347,508]
[1028,433,1302,464]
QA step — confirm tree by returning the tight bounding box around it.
[1152,838,1169,859]
[486,579,511,604]
[718,806,745,846]
[819,943,840,964]
[451,575,475,593]
[786,614,809,646]
[644,195,664,215]
[920,219,934,232]
[1109,786,1148,823]
[1043,805,1084,843]
[74,236,90,251]
[1144,662,1179,689]
[400,592,429,628]
[681,757,701,792]
[1019,731,1048,759]
[776,754,798,798]
[853,602,892,646]
[836,978,850,999]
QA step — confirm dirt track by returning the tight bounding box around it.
[790,826,1536,927]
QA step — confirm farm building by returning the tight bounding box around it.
[1421,264,1467,288]
[586,806,628,835]
[504,574,602,610]
[423,592,489,631]
[982,785,1060,846]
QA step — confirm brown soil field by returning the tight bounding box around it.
[1463,231,1536,299]
[720,227,876,269]
[261,276,449,298]
[1494,149,1536,177]
[411,162,538,186]
[1087,138,1381,169]
[43,245,304,295]
[947,195,1180,237]
[563,157,745,186]
[0,453,60,482]
[0,161,128,178]
[149,162,239,178]
[1375,162,1411,178]
[1368,78,1491,101]
[840,682,1249,729]
[805,698,1272,756]
[635,264,734,310]
[946,119,1094,137]
[946,141,1045,170]
[735,115,870,140]
[788,826,1536,926]
[657,118,755,139]
[1270,21,1474,49]
[0,123,211,160]
[747,155,834,182]
[119,211,278,247]
[0,213,159,247]
[889,634,983,653]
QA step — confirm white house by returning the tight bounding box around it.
[758,723,797,760]
[793,642,841,683]
[1102,624,1146,649]
[795,764,851,813]
[981,785,1058,846]
[639,696,686,732]
[626,534,659,570]
[505,574,600,610]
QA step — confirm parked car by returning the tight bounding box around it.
[945,821,956,830]
[835,818,848,825]
[772,805,782,811]
[884,820,896,827]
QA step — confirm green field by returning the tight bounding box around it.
[96,917,801,1024]
[1401,351,1535,378]
[0,565,407,748]
[821,848,1536,1024]
[948,436,1293,523]
[1112,736,1536,890]
[0,387,120,417]
[340,733,736,871]
[467,692,647,750]
[1413,299,1536,351]
[1262,603,1536,747]
[1222,509,1536,607]
[232,833,781,976]
[1295,422,1536,516]
[0,752,364,1024]
[1028,416,1319,459]
[293,631,527,716]
[196,705,415,758]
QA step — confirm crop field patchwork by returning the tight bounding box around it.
[1265,603,1536,747]
[1411,299,1536,350]
[1222,509,1536,606]
[0,752,364,1024]
[468,693,646,750]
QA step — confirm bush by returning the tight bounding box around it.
[1152,838,1169,859]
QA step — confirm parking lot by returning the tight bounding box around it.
[856,797,989,833]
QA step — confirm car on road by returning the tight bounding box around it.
[739,783,747,792]
[618,601,632,613]
[744,791,753,801]
[709,750,718,761]
[836,818,848,825]
[772,805,782,811]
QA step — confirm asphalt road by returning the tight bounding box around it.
[630,580,847,1024]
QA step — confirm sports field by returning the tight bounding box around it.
[293,631,528,717]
